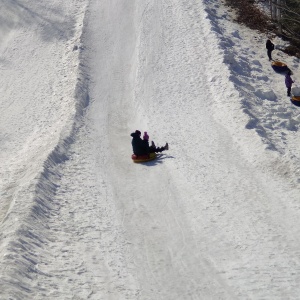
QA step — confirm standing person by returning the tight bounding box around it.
[266,39,275,61]
[285,70,294,97]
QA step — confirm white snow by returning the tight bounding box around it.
[1,0,300,299]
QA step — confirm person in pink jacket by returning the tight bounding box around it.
[142,131,168,153]
[285,70,294,97]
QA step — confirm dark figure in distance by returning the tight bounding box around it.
[285,70,294,97]
[266,39,275,61]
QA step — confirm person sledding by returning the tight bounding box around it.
[142,131,168,153]
[130,130,168,157]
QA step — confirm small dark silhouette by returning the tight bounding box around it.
[266,39,275,61]
[285,70,294,97]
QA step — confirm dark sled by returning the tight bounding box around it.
[291,95,300,107]
[271,61,288,73]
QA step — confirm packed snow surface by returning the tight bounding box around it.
[1,0,300,299]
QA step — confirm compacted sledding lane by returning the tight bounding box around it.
[35,0,300,299]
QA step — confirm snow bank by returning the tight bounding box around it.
[204,1,300,185]
[0,0,89,297]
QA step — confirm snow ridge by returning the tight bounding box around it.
[0,2,90,298]
[203,1,300,186]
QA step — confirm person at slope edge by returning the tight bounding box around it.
[285,70,294,97]
[266,39,275,61]
[130,130,168,156]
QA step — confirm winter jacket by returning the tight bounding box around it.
[285,74,294,88]
[131,132,149,155]
[266,40,274,51]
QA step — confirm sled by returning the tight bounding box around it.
[291,95,300,107]
[271,61,288,73]
[131,152,157,163]
[291,87,300,106]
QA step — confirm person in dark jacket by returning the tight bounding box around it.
[131,130,148,155]
[266,39,275,61]
[285,70,294,97]
[130,130,168,156]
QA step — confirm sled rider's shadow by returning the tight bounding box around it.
[143,154,175,166]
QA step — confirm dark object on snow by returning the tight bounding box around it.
[130,130,147,156]
[130,130,168,156]
[285,70,294,97]
[291,96,300,107]
[266,39,275,60]
[271,61,288,73]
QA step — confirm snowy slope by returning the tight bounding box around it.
[0,0,89,298]
[1,0,300,299]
